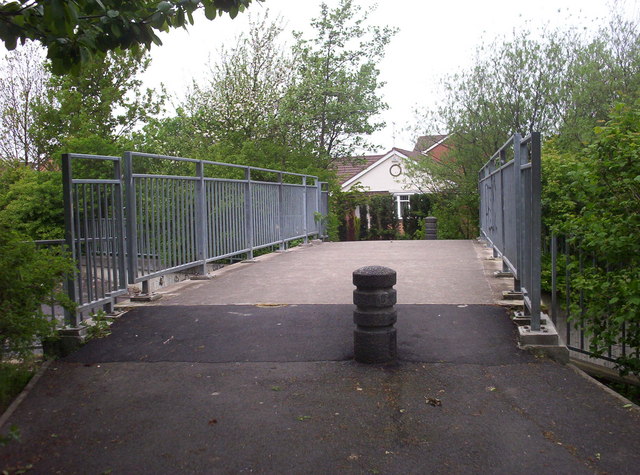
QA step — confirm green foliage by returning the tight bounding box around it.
[402,194,432,238]
[367,194,397,240]
[0,228,75,361]
[408,14,640,239]
[543,101,640,376]
[285,0,396,166]
[327,184,369,241]
[0,166,64,239]
[149,2,395,173]
[31,49,165,163]
[83,310,112,339]
[0,363,33,414]
[0,0,257,74]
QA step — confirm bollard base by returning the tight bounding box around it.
[354,326,397,364]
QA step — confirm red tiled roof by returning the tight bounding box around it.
[414,134,449,153]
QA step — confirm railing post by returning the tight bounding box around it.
[195,160,207,274]
[123,151,138,286]
[303,176,308,244]
[278,172,285,251]
[315,178,321,236]
[61,153,80,327]
[245,168,254,259]
[513,134,523,292]
[551,232,558,326]
[113,155,127,294]
[529,132,542,330]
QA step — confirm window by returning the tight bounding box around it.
[396,194,410,219]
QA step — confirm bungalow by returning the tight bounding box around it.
[335,134,451,219]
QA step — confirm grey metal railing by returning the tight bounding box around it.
[61,152,329,325]
[479,133,542,330]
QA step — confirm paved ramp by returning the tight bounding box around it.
[2,240,639,474]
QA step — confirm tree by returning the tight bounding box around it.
[282,0,396,167]
[0,40,49,169]
[406,15,640,238]
[31,48,166,161]
[0,0,258,74]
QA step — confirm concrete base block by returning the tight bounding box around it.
[502,290,523,300]
[189,275,212,281]
[241,259,257,264]
[518,325,559,345]
[311,239,323,245]
[130,293,163,302]
[494,270,513,278]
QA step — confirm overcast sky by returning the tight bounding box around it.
[142,0,639,152]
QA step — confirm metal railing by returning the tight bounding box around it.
[61,152,329,326]
[479,133,542,330]
[549,233,638,368]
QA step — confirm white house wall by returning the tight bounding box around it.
[342,153,419,194]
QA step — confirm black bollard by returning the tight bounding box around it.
[352,266,397,363]
[424,216,437,240]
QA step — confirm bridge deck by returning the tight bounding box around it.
[152,239,499,305]
[1,240,639,474]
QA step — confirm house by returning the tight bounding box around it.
[335,135,451,219]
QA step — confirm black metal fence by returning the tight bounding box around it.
[548,233,639,369]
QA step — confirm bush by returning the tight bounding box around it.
[367,194,398,240]
[0,228,75,361]
[543,101,640,376]
[0,166,64,240]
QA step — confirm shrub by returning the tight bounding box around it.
[0,228,75,360]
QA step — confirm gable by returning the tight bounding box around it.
[341,149,421,193]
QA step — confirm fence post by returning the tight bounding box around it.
[195,160,207,274]
[61,153,80,327]
[529,132,542,331]
[303,176,308,243]
[513,134,523,292]
[278,172,285,250]
[123,151,138,286]
[245,167,254,259]
[113,155,127,295]
[314,178,321,236]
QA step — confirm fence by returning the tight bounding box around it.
[549,233,639,371]
[478,133,542,330]
[61,152,328,326]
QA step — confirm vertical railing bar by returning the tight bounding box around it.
[123,152,137,285]
[73,184,84,306]
[551,232,557,326]
[196,161,207,273]
[82,184,94,305]
[529,132,542,331]
[96,184,106,300]
[61,154,79,327]
[245,168,254,259]
[565,237,572,347]
[579,247,585,351]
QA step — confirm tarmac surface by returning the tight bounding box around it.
[1,240,639,474]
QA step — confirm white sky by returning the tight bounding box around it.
[143,0,639,152]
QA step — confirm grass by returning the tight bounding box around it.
[0,362,36,414]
